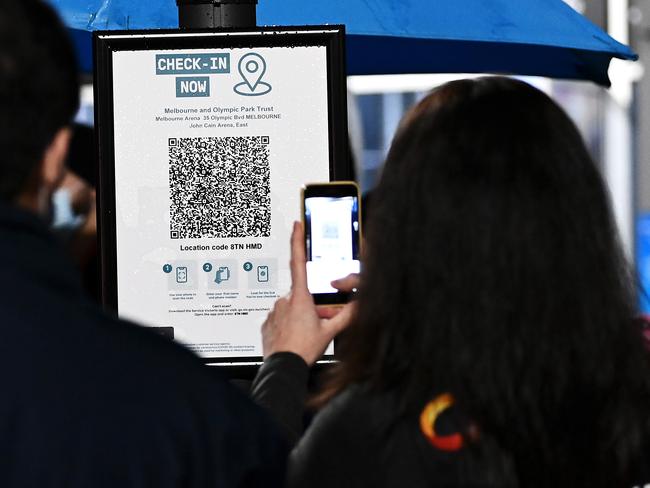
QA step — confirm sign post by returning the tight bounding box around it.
[176,0,258,29]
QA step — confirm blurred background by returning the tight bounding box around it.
[345,0,650,312]
[72,0,650,311]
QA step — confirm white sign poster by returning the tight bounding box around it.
[95,28,348,362]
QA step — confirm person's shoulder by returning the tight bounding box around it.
[287,383,387,487]
[317,382,395,428]
[289,385,470,488]
[81,303,230,394]
[46,297,237,411]
[83,306,289,484]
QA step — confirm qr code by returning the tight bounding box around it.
[169,136,271,239]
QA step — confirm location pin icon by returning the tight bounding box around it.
[238,53,266,93]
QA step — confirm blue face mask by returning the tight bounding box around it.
[50,188,85,232]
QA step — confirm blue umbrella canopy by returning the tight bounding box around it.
[51,0,637,86]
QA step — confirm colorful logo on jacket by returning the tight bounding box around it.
[419,393,464,452]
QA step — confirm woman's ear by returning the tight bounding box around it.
[14,127,73,215]
[40,127,72,191]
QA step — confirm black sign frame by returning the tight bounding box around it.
[94,25,348,364]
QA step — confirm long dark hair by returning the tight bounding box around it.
[331,77,650,486]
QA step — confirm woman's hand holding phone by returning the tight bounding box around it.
[261,221,357,366]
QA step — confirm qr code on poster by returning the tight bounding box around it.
[168,136,270,239]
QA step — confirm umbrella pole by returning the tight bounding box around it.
[176,0,258,29]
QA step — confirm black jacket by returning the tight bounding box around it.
[252,353,650,488]
[252,353,478,487]
[0,204,286,487]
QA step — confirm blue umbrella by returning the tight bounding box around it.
[51,0,636,86]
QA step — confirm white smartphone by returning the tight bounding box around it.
[301,181,361,305]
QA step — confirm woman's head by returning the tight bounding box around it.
[338,77,650,484]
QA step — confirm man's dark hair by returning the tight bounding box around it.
[327,77,650,486]
[0,0,79,201]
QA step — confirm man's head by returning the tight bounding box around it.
[0,0,79,213]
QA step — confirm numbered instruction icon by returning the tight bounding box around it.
[206,259,238,290]
[166,262,197,291]
[245,259,277,289]
[176,267,188,283]
[257,265,269,283]
[215,267,231,284]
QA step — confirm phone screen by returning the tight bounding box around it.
[304,190,360,302]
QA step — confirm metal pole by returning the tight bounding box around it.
[176,0,258,29]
